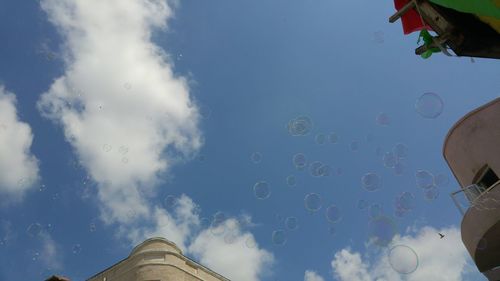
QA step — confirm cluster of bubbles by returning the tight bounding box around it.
[415,93,444,119]
[309,161,332,177]
[415,170,446,201]
[287,116,313,136]
[380,143,408,175]
[388,245,419,274]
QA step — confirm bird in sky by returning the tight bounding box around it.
[439,233,445,239]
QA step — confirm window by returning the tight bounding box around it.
[475,166,499,192]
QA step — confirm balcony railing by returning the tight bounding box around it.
[450,181,500,215]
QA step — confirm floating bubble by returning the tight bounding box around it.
[369,204,383,218]
[293,153,307,170]
[72,244,82,254]
[368,216,397,247]
[376,112,391,126]
[416,92,444,119]
[27,223,42,237]
[123,83,131,90]
[396,192,416,211]
[199,104,212,119]
[286,175,297,187]
[39,184,46,192]
[89,222,97,232]
[309,161,323,177]
[362,173,382,192]
[393,143,408,159]
[383,152,397,168]
[210,223,226,236]
[415,170,434,189]
[315,134,326,145]
[349,141,359,152]
[329,133,339,143]
[318,164,331,177]
[250,152,262,164]
[245,237,256,248]
[224,232,237,244]
[163,195,177,209]
[434,173,449,187]
[326,205,342,223]
[357,199,369,210]
[288,116,313,136]
[213,212,226,226]
[424,186,439,201]
[121,157,129,164]
[388,245,419,274]
[285,217,298,230]
[199,217,211,228]
[305,193,322,212]
[272,230,287,246]
[254,181,271,199]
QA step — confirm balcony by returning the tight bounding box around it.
[451,181,500,273]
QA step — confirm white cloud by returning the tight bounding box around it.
[304,270,325,281]
[331,226,476,281]
[0,86,39,201]
[37,1,274,280]
[39,232,62,270]
[189,218,274,281]
[38,0,202,224]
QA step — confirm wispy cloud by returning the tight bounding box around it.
[0,85,39,202]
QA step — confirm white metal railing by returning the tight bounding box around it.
[450,181,500,215]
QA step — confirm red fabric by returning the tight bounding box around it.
[394,0,431,35]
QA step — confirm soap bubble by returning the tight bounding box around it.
[362,173,382,191]
[272,230,287,246]
[393,143,408,159]
[388,245,419,274]
[250,152,262,164]
[163,195,177,210]
[27,223,42,237]
[383,152,397,168]
[305,193,322,212]
[72,244,82,254]
[286,175,297,187]
[326,205,342,223]
[368,216,397,247]
[434,173,449,187]
[424,186,439,201]
[415,170,434,189]
[396,192,416,211]
[376,112,391,126]
[357,199,369,210]
[285,217,298,230]
[288,116,313,136]
[315,134,326,145]
[309,161,324,177]
[415,92,444,119]
[293,153,307,170]
[254,181,271,199]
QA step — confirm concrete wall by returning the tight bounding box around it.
[87,238,229,281]
[443,97,500,277]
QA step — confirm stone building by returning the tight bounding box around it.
[444,97,500,280]
[86,237,229,281]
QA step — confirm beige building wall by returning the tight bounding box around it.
[87,237,230,281]
[443,97,500,278]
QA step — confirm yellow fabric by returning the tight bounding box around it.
[478,15,500,33]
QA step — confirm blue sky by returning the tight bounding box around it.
[0,0,499,280]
